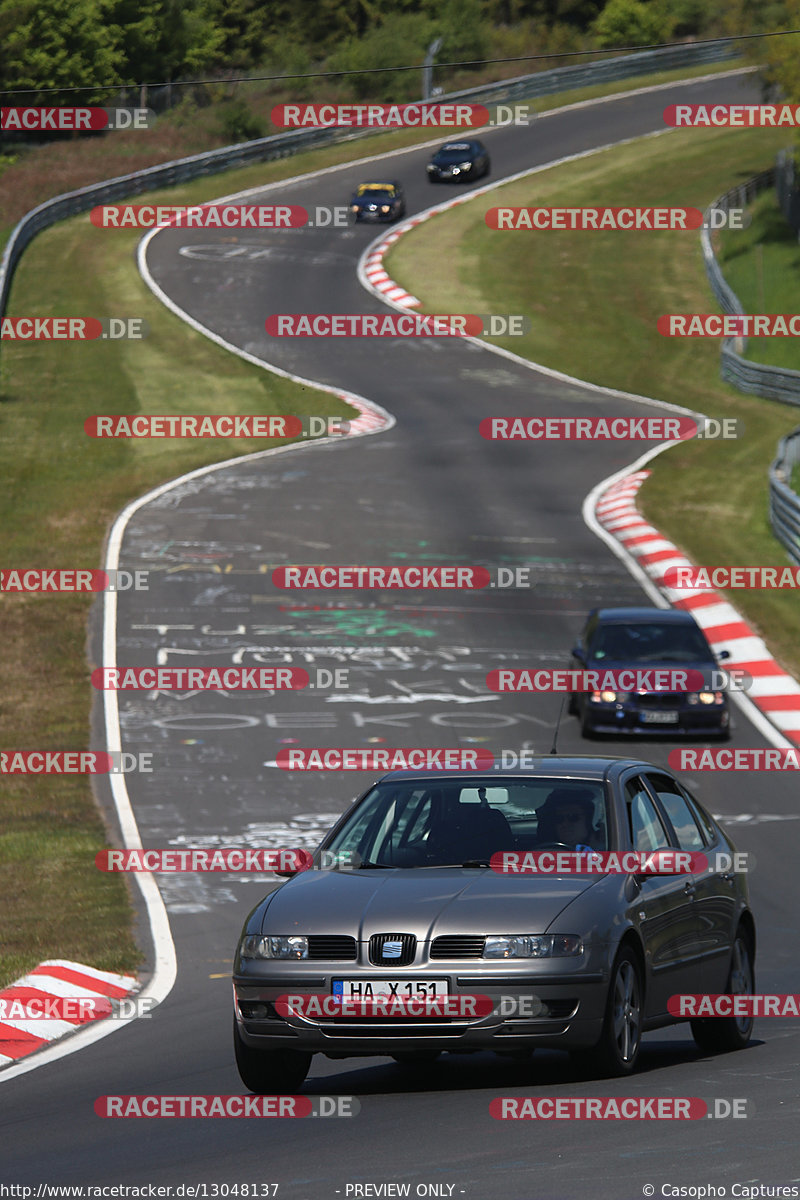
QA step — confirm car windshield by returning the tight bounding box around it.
[323,777,610,867]
[356,185,395,199]
[437,144,474,158]
[587,621,713,664]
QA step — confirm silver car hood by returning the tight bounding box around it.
[261,868,601,939]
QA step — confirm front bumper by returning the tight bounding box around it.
[233,965,608,1056]
[582,700,729,736]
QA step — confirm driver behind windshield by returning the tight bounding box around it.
[536,788,603,852]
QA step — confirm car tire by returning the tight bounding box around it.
[390,1050,442,1066]
[690,929,754,1054]
[233,1020,312,1094]
[585,945,643,1076]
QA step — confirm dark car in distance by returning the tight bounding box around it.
[349,180,406,223]
[426,139,490,182]
[232,758,755,1093]
[569,607,731,739]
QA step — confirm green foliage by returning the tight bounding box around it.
[591,0,670,48]
[433,0,489,65]
[753,1,800,109]
[327,13,438,102]
[107,0,224,84]
[216,96,266,142]
[0,0,123,104]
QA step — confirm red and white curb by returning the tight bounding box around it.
[360,201,477,309]
[344,393,391,433]
[595,472,800,746]
[0,960,139,1067]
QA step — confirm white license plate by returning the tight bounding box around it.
[332,979,449,999]
[641,711,680,724]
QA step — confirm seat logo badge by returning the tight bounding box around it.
[382,940,403,959]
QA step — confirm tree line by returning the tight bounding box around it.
[0,0,796,109]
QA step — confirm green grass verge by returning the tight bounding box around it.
[0,186,352,989]
[718,188,800,370]
[385,124,800,679]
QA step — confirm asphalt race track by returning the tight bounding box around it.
[4,71,800,1197]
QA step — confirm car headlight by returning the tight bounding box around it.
[589,689,618,703]
[687,691,724,705]
[459,161,473,170]
[380,205,391,213]
[483,935,583,959]
[350,205,359,213]
[239,935,308,960]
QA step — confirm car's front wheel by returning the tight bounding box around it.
[691,929,754,1053]
[585,945,643,1076]
[233,1021,312,1094]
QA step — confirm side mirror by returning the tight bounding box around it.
[716,648,731,661]
[571,644,585,662]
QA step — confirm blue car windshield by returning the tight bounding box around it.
[587,622,713,664]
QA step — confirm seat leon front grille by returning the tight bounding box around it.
[430,936,486,959]
[368,933,416,966]
[306,935,357,960]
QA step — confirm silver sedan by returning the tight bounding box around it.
[232,756,755,1092]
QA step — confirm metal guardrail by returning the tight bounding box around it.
[702,167,800,404]
[776,146,800,234]
[0,40,737,326]
[770,430,800,565]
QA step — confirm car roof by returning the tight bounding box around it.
[377,755,657,784]
[592,606,698,625]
